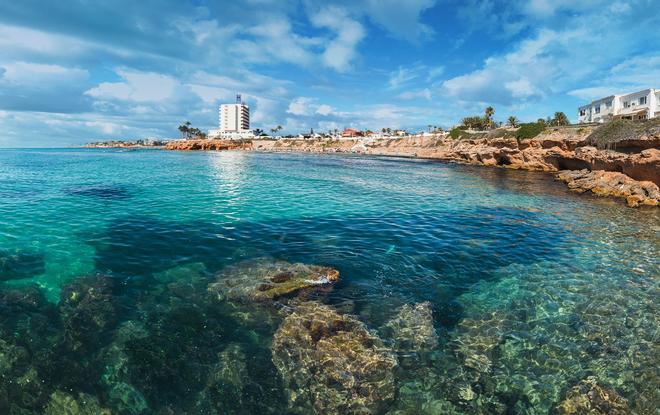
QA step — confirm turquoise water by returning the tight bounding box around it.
[0,148,658,414]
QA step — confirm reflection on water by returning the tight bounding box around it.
[0,149,658,414]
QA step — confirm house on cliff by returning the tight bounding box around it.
[578,88,659,123]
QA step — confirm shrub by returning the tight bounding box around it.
[450,128,462,139]
[516,122,545,140]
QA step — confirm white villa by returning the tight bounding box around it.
[578,88,659,123]
[208,94,254,139]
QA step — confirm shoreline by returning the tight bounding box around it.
[162,125,659,207]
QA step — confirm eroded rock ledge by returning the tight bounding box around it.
[556,169,659,207]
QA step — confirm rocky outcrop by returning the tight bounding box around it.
[556,169,660,207]
[165,139,251,151]
[271,301,397,414]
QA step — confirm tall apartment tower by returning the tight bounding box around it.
[219,94,250,132]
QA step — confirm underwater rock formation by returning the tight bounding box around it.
[59,275,117,352]
[209,258,340,303]
[556,377,629,415]
[100,321,150,415]
[271,301,397,414]
[0,248,45,281]
[44,391,112,415]
[382,302,438,354]
[195,343,250,414]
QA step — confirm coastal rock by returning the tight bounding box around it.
[556,169,660,207]
[381,302,438,367]
[556,377,629,415]
[209,258,340,304]
[44,391,112,415]
[271,301,397,414]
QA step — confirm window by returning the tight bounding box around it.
[623,101,631,108]
[605,101,612,109]
[639,96,647,105]
[594,105,600,114]
[579,109,586,116]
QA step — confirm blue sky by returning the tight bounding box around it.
[0,0,658,146]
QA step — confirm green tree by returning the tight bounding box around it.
[537,118,547,127]
[485,106,495,128]
[507,116,519,128]
[552,112,569,126]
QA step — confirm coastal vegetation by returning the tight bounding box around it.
[177,121,206,139]
[586,117,660,150]
[515,122,545,140]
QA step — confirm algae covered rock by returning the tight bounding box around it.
[271,301,397,414]
[59,275,117,352]
[195,343,250,414]
[556,377,629,415]
[44,391,112,415]
[209,258,340,303]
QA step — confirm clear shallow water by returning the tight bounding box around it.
[0,148,658,414]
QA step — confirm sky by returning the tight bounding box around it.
[0,0,659,147]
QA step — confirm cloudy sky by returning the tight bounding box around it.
[0,0,658,147]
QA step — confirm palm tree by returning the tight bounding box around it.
[507,116,519,128]
[427,124,432,133]
[553,112,569,126]
[484,107,495,129]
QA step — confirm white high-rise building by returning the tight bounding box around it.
[208,94,253,139]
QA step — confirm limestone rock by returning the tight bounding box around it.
[271,301,397,414]
[556,169,660,207]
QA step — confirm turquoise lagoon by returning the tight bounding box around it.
[0,148,658,414]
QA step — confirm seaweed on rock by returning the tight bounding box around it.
[556,377,630,415]
[271,301,397,414]
[209,258,340,304]
[44,391,112,415]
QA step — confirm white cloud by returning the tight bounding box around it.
[1,62,88,85]
[361,0,436,42]
[311,6,365,72]
[287,97,315,116]
[315,104,333,116]
[85,69,178,102]
[398,88,432,100]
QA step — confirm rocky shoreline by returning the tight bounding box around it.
[165,123,659,207]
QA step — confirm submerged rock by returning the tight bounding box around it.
[0,248,45,281]
[100,321,150,415]
[44,391,112,415]
[65,184,131,200]
[382,302,438,355]
[271,301,397,414]
[209,258,340,303]
[59,275,117,352]
[195,343,250,414]
[556,377,629,415]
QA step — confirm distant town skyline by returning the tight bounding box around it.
[0,0,659,147]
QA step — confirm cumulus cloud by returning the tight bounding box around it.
[311,6,365,72]
[85,69,179,102]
